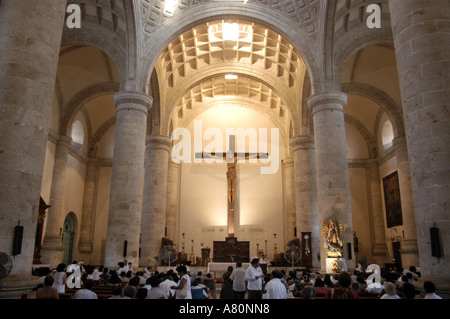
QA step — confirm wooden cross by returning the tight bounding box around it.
[195,135,269,237]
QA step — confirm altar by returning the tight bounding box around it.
[213,236,250,262]
[207,262,251,276]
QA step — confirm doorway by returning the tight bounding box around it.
[62,212,77,265]
[392,241,402,270]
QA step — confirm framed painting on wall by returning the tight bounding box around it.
[383,171,403,228]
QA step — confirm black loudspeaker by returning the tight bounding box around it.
[294,227,297,237]
[123,240,128,258]
[430,227,441,258]
[12,225,24,256]
[347,243,352,260]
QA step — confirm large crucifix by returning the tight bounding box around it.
[195,135,268,237]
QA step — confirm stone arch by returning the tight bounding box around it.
[341,82,405,138]
[89,116,116,156]
[174,98,291,160]
[161,70,300,137]
[331,0,394,85]
[61,31,127,88]
[61,0,132,88]
[137,4,321,94]
[344,114,377,158]
[60,82,120,136]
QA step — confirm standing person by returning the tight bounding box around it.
[117,261,128,275]
[203,273,216,299]
[259,254,269,275]
[146,276,168,299]
[244,258,264,299]
[160,274,178,298]
[171,265,192,299]
[52,263,67,294]
[220,266,234,299]
[230,262,246,299]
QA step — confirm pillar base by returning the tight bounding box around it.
[0,274,38,299]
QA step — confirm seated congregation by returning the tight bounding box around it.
[31,260,442,300]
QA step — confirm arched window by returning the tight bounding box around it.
[71,120,84,150]
[381,120,394,148]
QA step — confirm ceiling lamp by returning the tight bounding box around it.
[223,22,240,41]
[164,0,178,15]
[225,74,238,80]
[209,22,253,43]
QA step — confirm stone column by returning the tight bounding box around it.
[140,135,172,267]
[393,137,419,267]
[282,157,296,243]
[104,92,153,269]
[166,160,180,243]
[0,0,67,297]
[367,159,388,262]
[41,135,72,267]
[290,136,320,269]
[77,159,98,263]
[308,92,355,271]
[388,0,450,295]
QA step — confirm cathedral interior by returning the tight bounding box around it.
[0,0,448,298]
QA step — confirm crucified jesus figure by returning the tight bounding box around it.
[226,157,238,211]
[195,135,268,237]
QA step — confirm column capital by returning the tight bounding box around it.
[290,135,315,151]
[392,135,407,148]
[57,135,73,147]
[114,91,154,114]
[146,134,172,150]
[282,157,294,166]
[307,92,348,116]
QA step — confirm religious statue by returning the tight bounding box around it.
[353,231,359,267]
[324,218,343,258]
[353,231,359,253]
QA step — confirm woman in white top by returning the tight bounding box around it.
[52,263,67,294]
[171,265,192,299]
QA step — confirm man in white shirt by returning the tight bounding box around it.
[159,275,177,298]
[230,262,247,299]
[244,258,264,299]
[423,281,442,299]
[263,270,287,299]
[72,279,98,299]
[146,276,168,299]
[117,261,128,275]
[366,281,385,294]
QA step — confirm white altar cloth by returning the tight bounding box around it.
[207,262,251,274]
